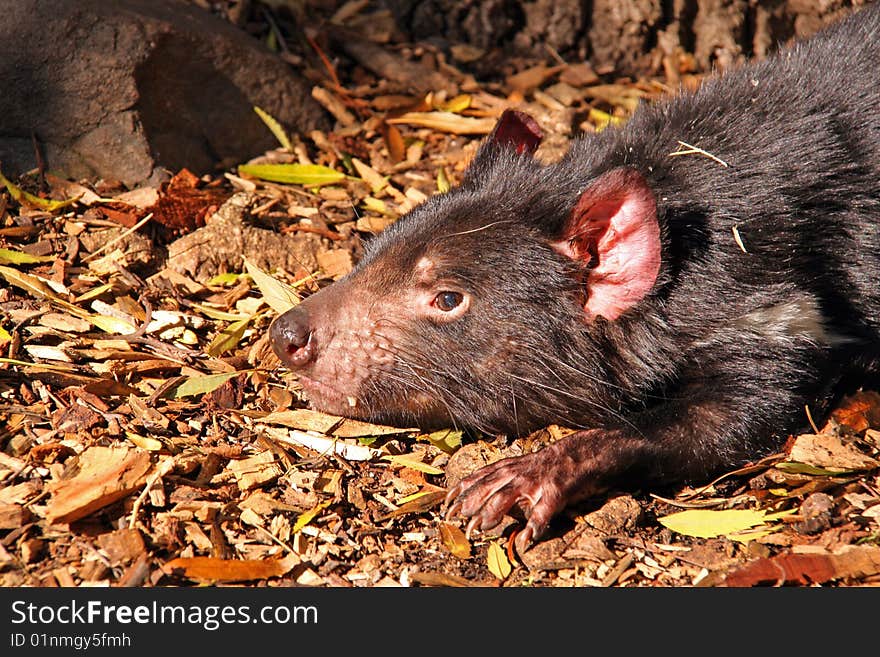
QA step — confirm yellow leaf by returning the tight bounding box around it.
[206,315,252,357]
[439,521,472,559]
[362,196,397,217]
[191,303,249,322]
[725,526,782,544]
[658,508,796,539]
[0,248,54,265]
[0,265,60,301]
[0,357,76,373]
[253,105,292,150]
[74,283,114,304]
[387,111,497,135]
[437,167,450,193]
[0,267,126,334]
[292,500,332,534]
[382,454,444,475]
[0,325,11,344]
[126,432,164,451]
[167,371,246,398]
[396,490,434,505]
[238,163,346,186]
[351,158,388,193]
[422,428,462,453]
[487,541,512,580]
[0,169,79,212]
[243,257,299,315]
[207,272,241,286]
[88,314,137,335]
[435,94,472,113]
[588,107,623,132]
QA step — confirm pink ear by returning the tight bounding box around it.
[552,168,661,321]
[488,110,543,155]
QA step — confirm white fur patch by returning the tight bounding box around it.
[734,298,838,345]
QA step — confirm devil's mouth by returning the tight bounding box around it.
[295,374,361,416]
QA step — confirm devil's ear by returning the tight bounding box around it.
[485,109,543,155]
[552,168,661,321]
[463,110,543,179]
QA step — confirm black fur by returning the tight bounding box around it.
[271,4,880,544]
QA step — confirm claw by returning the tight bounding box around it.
[465,515,480,540]
[514,526,534,554]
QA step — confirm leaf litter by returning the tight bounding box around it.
[0,2,879,589]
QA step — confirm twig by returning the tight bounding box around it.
[82,212,153,262]
[129,456,175,529]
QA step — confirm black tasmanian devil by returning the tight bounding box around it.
[271,4,880,550]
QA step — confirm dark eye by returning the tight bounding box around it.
[433,291,464,311]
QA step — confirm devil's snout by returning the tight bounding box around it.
[270,306,315,368]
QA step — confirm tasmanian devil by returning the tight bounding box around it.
[271,4,880,550]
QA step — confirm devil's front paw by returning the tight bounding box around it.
[444,449,572,552]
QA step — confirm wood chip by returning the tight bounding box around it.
[227,451,283,492]
[45,446,153,524]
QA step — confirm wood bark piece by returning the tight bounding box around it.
[45,446,153,524]
[0,0,328,187]
[0,503,31,529]
[166,193,324,282]
[97,528,147,565]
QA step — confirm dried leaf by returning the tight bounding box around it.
[786,432,879,471]
[387,111,497,135]
[167,371,247,398]
[23,345,72,362]
[382,454,444,475]
[238,163,346,186]
[0,265,61,301]
[243,257,299,315]
[658,508,795,539]
[439,522,472,559]
[827,391,880,432]
[88,314,137,335]
[253,105,292,150]
[0,248,54,265]
[380,490,446,519]
[774,462,854,476]
[259,408,342,433]
[267,428,380,461]
[384,122,406,163]
[723,545,880,586]
[487,541,512,580]
[162,555,298,583]
[506,64,564,94]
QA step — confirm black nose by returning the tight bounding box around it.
[270,306,315,368]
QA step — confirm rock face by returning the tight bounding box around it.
[385,0,866,76]
[0,0,328,186]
